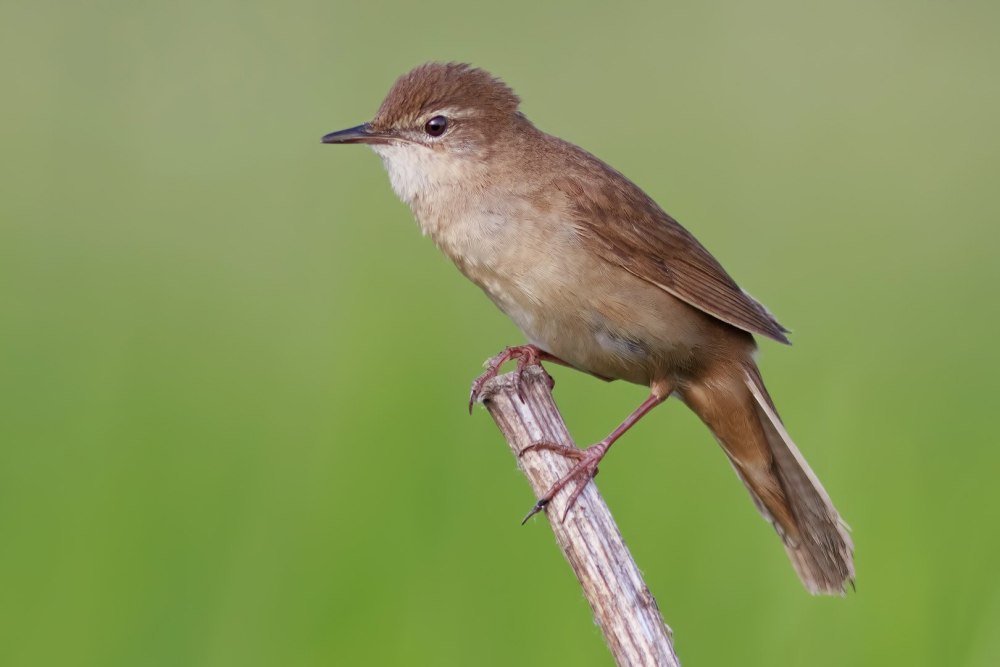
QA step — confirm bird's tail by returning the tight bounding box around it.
[682,362,855,595]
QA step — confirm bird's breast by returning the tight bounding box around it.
[410,195,709,386]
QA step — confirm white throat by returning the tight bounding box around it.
[371,143,466,208]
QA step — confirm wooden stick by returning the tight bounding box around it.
[476,366,680,667]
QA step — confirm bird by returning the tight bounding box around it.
[322,62,854,595]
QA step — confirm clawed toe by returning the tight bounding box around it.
[519,440,585,461]
[519,440,610,523]
[468,345,556,412]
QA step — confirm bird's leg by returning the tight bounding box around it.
[468,344,566,412]
[520,392,667,523]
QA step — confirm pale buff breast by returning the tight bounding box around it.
[421,197,713,385]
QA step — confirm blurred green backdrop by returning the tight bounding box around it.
[2,0,998,665]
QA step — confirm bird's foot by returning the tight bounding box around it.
[518,439,611,524]
[468,344,556,413]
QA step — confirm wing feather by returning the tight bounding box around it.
[549,148,790,344]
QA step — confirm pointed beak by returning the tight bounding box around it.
[321,123,389,145]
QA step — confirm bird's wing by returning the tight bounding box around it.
[553,164,791,344]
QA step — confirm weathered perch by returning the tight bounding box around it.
[477,366,680,667]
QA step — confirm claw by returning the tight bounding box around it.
[521,498,548,525]
[468,345,556,413]
[517,440,609,524]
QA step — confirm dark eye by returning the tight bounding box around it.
[424,115,448,137]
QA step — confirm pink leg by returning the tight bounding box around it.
[520,392,667,523]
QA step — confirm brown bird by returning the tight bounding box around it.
[322,63,854,595]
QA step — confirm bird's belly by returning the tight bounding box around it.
[420,205,712,386]
[474,260,708,387]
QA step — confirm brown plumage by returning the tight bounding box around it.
[372,63,520,130]
[556,160,791,344]
[323,62,855,595]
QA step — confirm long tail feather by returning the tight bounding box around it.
[742,364,855,595]
[681,360,855,595]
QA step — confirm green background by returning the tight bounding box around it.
[2,0,998,665]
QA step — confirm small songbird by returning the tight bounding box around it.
[322,63,854,594]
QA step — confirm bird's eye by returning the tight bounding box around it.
[424,115,448,137]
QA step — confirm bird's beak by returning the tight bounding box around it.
[321,123,391,145]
